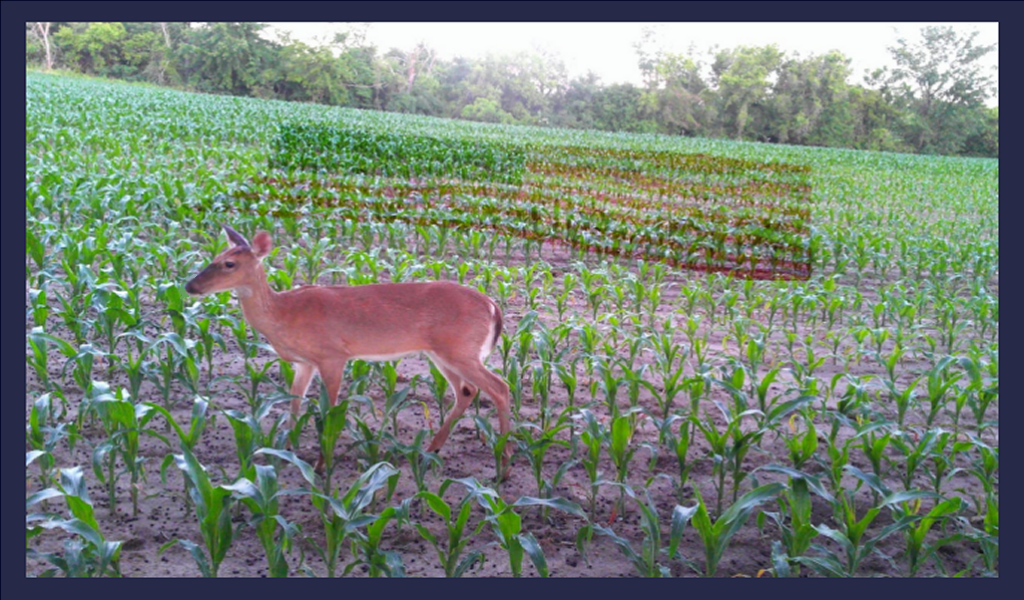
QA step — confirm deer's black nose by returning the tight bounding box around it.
[185,280,198,295]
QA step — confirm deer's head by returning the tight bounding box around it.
[185,224,273,296]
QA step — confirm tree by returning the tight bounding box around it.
[461,97,514,124]
[27,22,55,70]
[768,50,854,146]
[882,26,997,154]
[175,23,272,96]
[710,45,783,140]
[961,106,998,158]
[594,83,648,133]
[554,72,602,130]
[52,22,128,75]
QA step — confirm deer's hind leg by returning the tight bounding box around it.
[427,352,512,479]
[424,352,479,452]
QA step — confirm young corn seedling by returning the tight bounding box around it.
[889,427,945,492]
[607,411,646,517]
[91,388,169,516]
[26,466,123,577]
[349,403,389,473]
[923,355,962,427]
[414,484,487,577]
[531,362,555,431]
[619,358,648,413]
[311,390,351,496]
[699,399,774,512]
[427,362,450,426]
[783,416,819,472]
[115,329,151,402]
[756,471,830,577]
[379,363,419,437]
[555,358,579,444]
[27,327,72,393]
[959,351,999,432]
[576,408,607,517]
[27,394,72,488]
[964,434,998,497]
[797,481,917,578]
[222,397,289,482]
[223,464,301,577]
[389,428,443,498]
[882,376,923,430]
[261,449,399,578]
[159,445,237,578]
[349,500,410,577]
[972,492,998,576]
[472,415,514,486]
[889,494,966,577]
[855,422,893,503]
[688,483,784,577]
[455,477,584,577]
[231,359,278,413]
[146,332,196,415]
[582,485,696,577]
[594,358,623,418]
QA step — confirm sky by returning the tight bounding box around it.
[263,22,999,105]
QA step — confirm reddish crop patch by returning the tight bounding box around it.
[249,147,812,280]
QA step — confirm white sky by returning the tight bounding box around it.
[264,22,999,105]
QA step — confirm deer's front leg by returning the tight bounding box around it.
[314,359,348,474]
[289,362,317,428]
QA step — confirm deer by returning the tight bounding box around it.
[185,225,512,478]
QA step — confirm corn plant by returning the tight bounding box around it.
[454,477,584,577]
[26,467,123,577]
[687,483,784,577]
[146,332,197,414]
[472,415,514,484]
[413,485,487,577]
[582,485,696,577]
[427,362,450,427]
[389,428,443,497]
[513,419,574,515]
[756,469,832,577]
[223,464,301,577]
[797,475,918,577]
[262,450,399,578]
[159,445,237,578]
[222,397,289,482]
[349,501,409,577]
[27,394,72,488]
[310,391,350,496]
[576,409,607,516]
[891,495,966,577]
[90,389,169,515]
[607,411,646,515]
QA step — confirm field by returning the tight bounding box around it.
[25,72,998,578]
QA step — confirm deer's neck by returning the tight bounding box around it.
[235,268,280,336]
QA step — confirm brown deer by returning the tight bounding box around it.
[185,225,512,477]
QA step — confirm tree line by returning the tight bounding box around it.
[26,22,997,157]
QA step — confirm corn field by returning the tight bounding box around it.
[26,72,997,577]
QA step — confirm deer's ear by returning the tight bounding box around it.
[252,231,273,259]
[223,224,250,247]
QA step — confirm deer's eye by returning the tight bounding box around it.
[224,261,236,269]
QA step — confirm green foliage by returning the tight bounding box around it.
[272,123,527,185]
